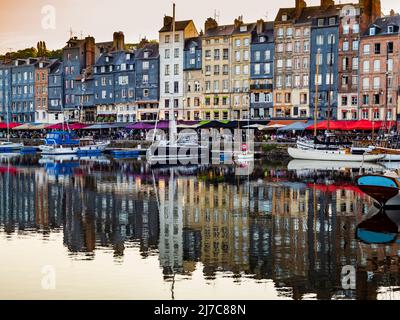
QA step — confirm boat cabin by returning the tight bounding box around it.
[45,131,79,146]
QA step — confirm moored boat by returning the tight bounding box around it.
[288,147,384,162]
[0,141,24,152]
[356,172,400,206]
[39,131,109,156]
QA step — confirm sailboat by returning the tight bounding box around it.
[288,46,383,162]
[0,105,23,152]
[146,4,207,165]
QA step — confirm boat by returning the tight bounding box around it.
[146,132,208,165]
[288,147,384,162]
[234,143,254,163]
[287,159,384,171]
[0,141,24,152]
[356,171,400,206]
[39,131,110,156]
[146,8,207,166]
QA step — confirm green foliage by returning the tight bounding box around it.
[262,144,278,152]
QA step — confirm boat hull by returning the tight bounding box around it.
[0,143,24,152]
[356,175,400,205]
[39,142,109,156]
[147,144,208,165]
[288,159,383,171]
[288,147,384,162]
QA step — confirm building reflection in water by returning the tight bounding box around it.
[1,157,400,299]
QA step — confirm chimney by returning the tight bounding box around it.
[113,31,125,51]
[295,0,307,19]
[164,15,173,28]
[205,17,218,33]
[256,19,264,34]
[359,0,381,33]
[390,9,396,16]
[234,16,243,29]
[321,0,335,9]
[85,36,95,68]
[139,38,149,48]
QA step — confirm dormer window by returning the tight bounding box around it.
[144,51,149,58]
[282,14,287,22]
[318,19,324,27]
[259,36,266,43]
[105,56,110,63]
[388,25,394,34]
[370,27,376,36]
[126,53,131,60]
[329,17,336,25]
[39,62,44,68]
[240,25,247,32]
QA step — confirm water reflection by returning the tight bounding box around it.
[1,155,400,299]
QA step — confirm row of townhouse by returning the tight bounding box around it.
[0,0,398,124]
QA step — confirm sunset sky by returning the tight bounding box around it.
[0,0,399,54]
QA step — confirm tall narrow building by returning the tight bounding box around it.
[159,12,199,120]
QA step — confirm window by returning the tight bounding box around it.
[173,81,179,93]
[374,43,381,54]
[143,61,149,70]
[174,48,179,58]
[315,74,322,85]
[352,57,358,70]
[353,24,359,33]
[369,27,376,36]
[255,51,261,61]
[388,25,394,34]
[373,77,380,89]
[223,49,229,60]
[165,35,170,43]
[264,63,271,74]
[174,64,179,75]
[362,78,369,89]
[286,28,293,37]
[388,59,393,72]
[316,35,324,45]
[363,61,370,73]
[214,49,220,60]
[328,34,335,44]
[352,40,359,51]
[363,44,370,55]
[235,39,241,47]
[164,82,170,93]
[165,65,170,76]
[373,60,380,72]
[329,17,336,25]
[318,19,324,27]
[362,94,369,105]
[164,49,170,59]
[388,42,394,54]
[174,34,179,42]
[351,96,358,106]
[142,74,149,84]
[341,96,348,106]
[343,25,350,35]
[343,41,349,51]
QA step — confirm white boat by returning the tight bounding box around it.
[288,147,384,162]
[234,143,254,163]
[288,159,384,171]
[0,141,24,152]
[39,131,109,156]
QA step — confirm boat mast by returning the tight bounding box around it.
[6,94,10,141]
[314,48,321,137]
[327,35,333,133]
[169,3,177,145]
[383,41,390,147]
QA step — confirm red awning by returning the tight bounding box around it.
[0,122,21,129]
[45,123,88,130]
[346,120,396,131]
[305,120,357,131]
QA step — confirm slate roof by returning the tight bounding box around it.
[135,43,159,59]
[204,24,235,37]
[159,20,193,33]
[362,14,400,36]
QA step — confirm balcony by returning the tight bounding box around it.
[250,84,273,90]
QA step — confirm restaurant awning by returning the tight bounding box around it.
[12,123,46,130]
[83,123,127,130]
[277,120,315,132]
[346,120,396,131]
[126,121,169,130]
[0,122,21,129]
[46,122,89,130]
[305,120,357,131]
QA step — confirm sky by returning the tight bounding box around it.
[0,0,399,54]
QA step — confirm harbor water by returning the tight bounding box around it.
[0,153,399,300]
